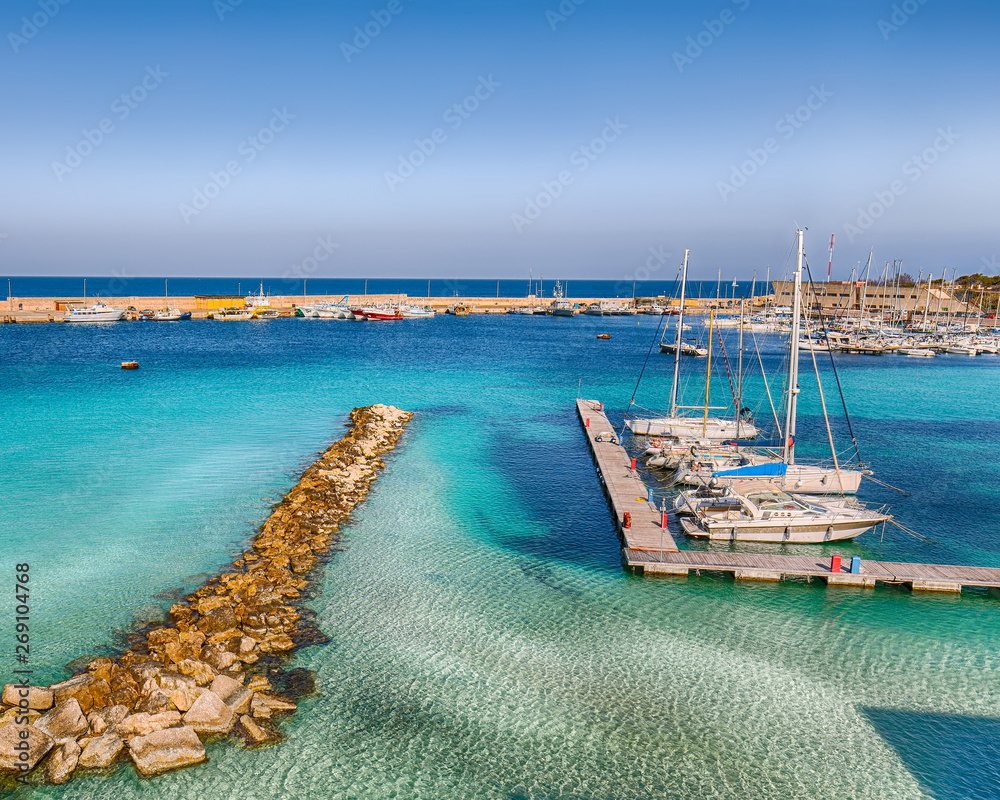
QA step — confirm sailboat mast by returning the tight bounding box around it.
[737,273,749,439]
[702,309,714,437]
[783,230,804,466]
[669,249,690,417]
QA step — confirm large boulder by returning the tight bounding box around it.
[198,606,238,636]
[49,674,96,714]
[78,733,125,769]
[0,720,53,774]
[175,659,216,687]
[2,685,53,711]
[182,690,234,734]
[34,698,88,745]
[127,726,206,777]
[209,676,252,716]
[87,705,129,736]
[45,738,81,784]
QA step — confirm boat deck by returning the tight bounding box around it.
[577,399,1000,594]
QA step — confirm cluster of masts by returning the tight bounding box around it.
[626,232,894,544]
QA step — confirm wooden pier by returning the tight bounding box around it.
[576,399,1000,594]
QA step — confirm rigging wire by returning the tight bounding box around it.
[803,261,866,467]
[621,309,669,439]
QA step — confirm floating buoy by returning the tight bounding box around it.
[596,333,611,339]
[121,361,139,369]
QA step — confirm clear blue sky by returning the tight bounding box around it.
[1,0,997,280]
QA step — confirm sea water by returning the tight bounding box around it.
[1,315,998,799]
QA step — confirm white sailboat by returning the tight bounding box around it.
[626,250,759,439]
[707,230,864,494]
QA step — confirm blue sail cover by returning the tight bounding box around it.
[712,462,788,478]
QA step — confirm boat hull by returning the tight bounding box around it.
[678,515,883,543]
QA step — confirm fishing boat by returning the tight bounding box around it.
[673,481,890,543]
[209,308,254,320]
[626,250,760,440]
[399,304,435,318]
[447,304,470,316]
[64,302,126,323]
[153,309,191,321]
[584,303,606,316]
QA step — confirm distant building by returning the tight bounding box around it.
[771,280,979,319]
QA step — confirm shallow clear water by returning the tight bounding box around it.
[2,315,999,799]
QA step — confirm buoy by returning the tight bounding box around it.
[622,511,631,529]
[121,361,139,370]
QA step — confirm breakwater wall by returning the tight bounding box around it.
[0,404,412,786]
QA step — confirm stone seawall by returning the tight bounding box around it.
[0,404,413,786]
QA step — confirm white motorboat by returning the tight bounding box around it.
[673,481,890,543]
[899,347,935,357]
[64,302,126,322]
[709,460,863,494]
[659,341,709,357]
[945,345,978,356]
[153,308,190,321]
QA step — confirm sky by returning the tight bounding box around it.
[1,0,998,281]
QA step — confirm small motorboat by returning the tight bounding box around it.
[596,334,611,339]
[121,361,139,370]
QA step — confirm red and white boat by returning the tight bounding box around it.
[353,305,405,320]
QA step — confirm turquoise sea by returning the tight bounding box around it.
[2,314,999,799]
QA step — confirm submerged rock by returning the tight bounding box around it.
[78,733,125,769]
[45,739,81,784]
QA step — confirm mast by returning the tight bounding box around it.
[737,272,750,439]
[783,230,804,466]
[827,233,834,282]
[669,249,690,417]
[923,273,932,329]
[702,309,714,437]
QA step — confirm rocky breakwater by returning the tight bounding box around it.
[0,405,413,787]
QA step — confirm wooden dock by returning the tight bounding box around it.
[576,399,1000,594]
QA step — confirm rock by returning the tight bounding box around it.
[137,690,175,715]
[45,738,81,784]
[201,647,239,672]
[176,659,216,687]
[88,705,129,735]
[0,707,39,726]
[116,711,182,739]
[127,726,206,777]
[250,694,296,720]
[157,672,196,692]
[209,676,252,716]
[265,634,295,652]
[108,687,140,709]
[237,714,277,746]
[87,659,114,684]
[49,674,95,713]
[2,684,53,711]
[0,720,53,774]
[182,690,234,734]
[78,733,125,769]
[89,678,112,710]
[246,676,271,693]
[34,699,88,745]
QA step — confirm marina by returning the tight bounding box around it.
[577,398,1000,594]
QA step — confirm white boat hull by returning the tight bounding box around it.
[678,515,882,543]
[627,417,758,439]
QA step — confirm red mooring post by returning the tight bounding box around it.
[661,511,668,528]
[630,457,636,470]
[831,554,842,573]
[585,418,590,427]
